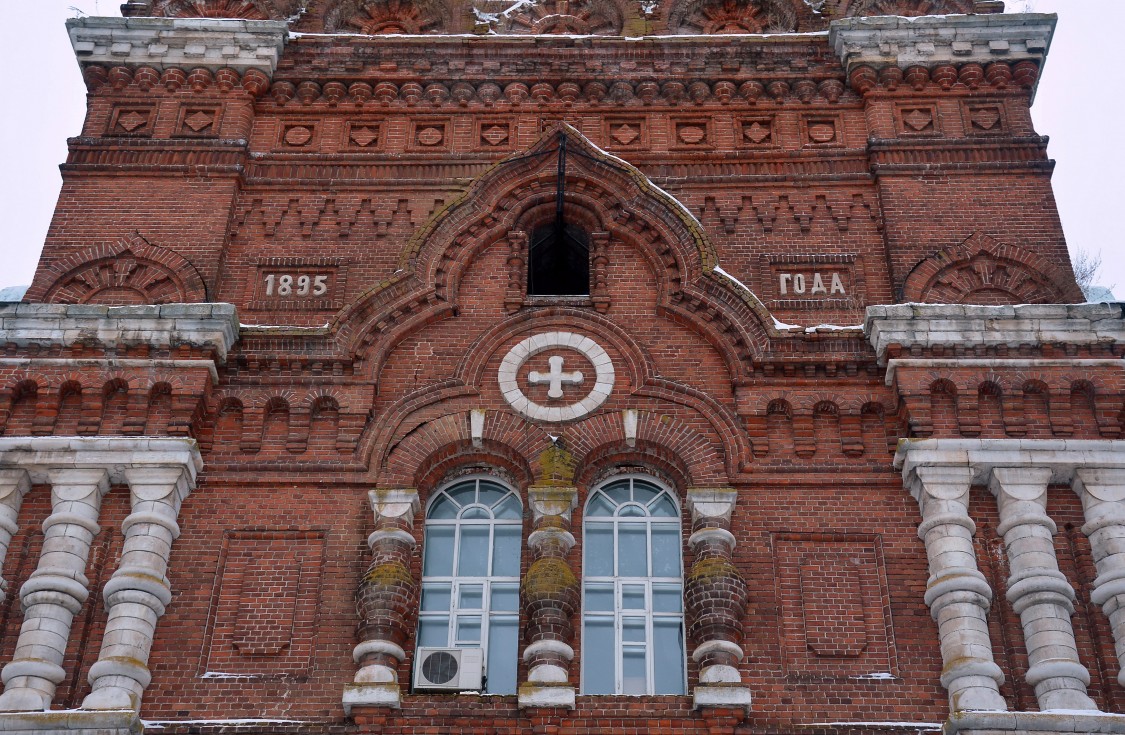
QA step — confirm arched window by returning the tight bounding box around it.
[528,222,590,296]
[418,477,523,694]
[581,476,686,695]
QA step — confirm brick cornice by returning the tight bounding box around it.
[68,16,288,77]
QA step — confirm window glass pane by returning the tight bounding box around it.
[461,506,490,520]
[582,618,615,695]
[622,648,647,695]
[585,583,614,611]
[653,619,686,695]
[418,616,449,647]
[447,483,477,506]
[618,524,648,577]
[604,482,631,505]
[622,617,646,642]
[648,495,678,518]
[585,523,613,576]
[621,584,645,610]
[494,495,522,520]
[632,484,659,505]
[459,584,484,609]
[653,584,682,613]
[423,526,455,576]
[618,504,646,517]
[651,526,681,577]
[486,616,519,695]
[457,525,490,577]
[455,616,482,643]
[477,483,505,508]
[422,583,451,611]
[490,583,519,611]
[492,525,521,577]
[587,493,614,518]
[428,494,458,519]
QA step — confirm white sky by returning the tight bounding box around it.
[0,0,1121,295]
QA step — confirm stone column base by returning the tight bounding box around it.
[693,685,752,712]
[518,683,576,709]
[342,682,401,714]
[0,710,141,734]
[946,711,1125,735]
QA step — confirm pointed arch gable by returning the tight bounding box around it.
[332,125,779,381]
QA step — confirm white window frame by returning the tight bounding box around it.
[580,474,687,695]
[417,475,523,694]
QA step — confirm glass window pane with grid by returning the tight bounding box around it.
[581,476,686,695]
[419,477,522,694]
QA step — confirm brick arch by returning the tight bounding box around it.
[334,125,774,381]
[901,232,1083,305]
[27,233,208,305]
[667,0,797,35]
[324,0,448,33]
[834,0,975,16]
[144,0,300,19]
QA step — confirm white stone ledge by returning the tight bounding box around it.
[0,709,139,734]
[0,303,240,364]
[946,710,1125,735]
[864,303,1125,366]
[67,16,288,76]
[0,358,220,384]
[0,437,202,486]
[517,684,576,710]
[896,439,1125,487]
[830,13,1056,78]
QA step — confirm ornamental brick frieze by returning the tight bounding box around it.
[80,63,271,96]
[846,60,1041,98]
[261,77,856,109]
[124,0,303,19]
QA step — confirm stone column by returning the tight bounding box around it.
[685,488,750,711]
[0,468,109,711]
[0,471,31,604]
[989,467,1096,711]
[1072,468,1125,686]
[82,466,194,711]
[344,488,420,714]
[906,465,1007,713]
[518,486,579,710]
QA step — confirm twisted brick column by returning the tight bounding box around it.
[0,469,109,711]
[519,486,578,710]
[343,488,419,713]
[906,465,1006,713]
[1073,468,1125,686]
[83,466,195,711]
[685,488,750,711]
[0,471,30,605]
[989,467,1096,711]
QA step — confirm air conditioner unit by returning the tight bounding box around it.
[413,647,485,691]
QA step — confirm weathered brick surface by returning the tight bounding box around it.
[3,2,1121,734]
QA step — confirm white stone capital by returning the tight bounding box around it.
[368,488,420,527]
[686,487,738,525]
[527,486,578,524]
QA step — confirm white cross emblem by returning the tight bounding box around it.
[498,332,615,423]
[528,355,584,399]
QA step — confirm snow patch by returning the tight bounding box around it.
[850,672,897,680]
[142,719,309,729]
[805,323,863,333]
[640,0,659,15]
[809,724,941,730]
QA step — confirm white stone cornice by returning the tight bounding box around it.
[865,303,1125,366]
[0,303,240,364]
[0,437,203,486]
[67,16,288,76]
[829,13,1056,80]
[896,439,1125,487]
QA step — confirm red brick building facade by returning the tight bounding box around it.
[2,1,1124,734]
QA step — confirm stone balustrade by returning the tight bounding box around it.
[897,439,1125,721]
[0,437,201,715]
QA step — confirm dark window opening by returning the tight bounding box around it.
[528,222,590,296]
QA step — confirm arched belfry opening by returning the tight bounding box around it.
[528,222,590,296]
[527,134,590,297]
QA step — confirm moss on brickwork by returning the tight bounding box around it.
[535,446,576,486]
[363,561,415,589]
[523,557,578,599]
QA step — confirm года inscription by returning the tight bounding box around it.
[498,332,614,422]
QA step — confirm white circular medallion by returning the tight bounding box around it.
[498,332,615,422]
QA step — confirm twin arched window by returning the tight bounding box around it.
[418,474,687,696]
